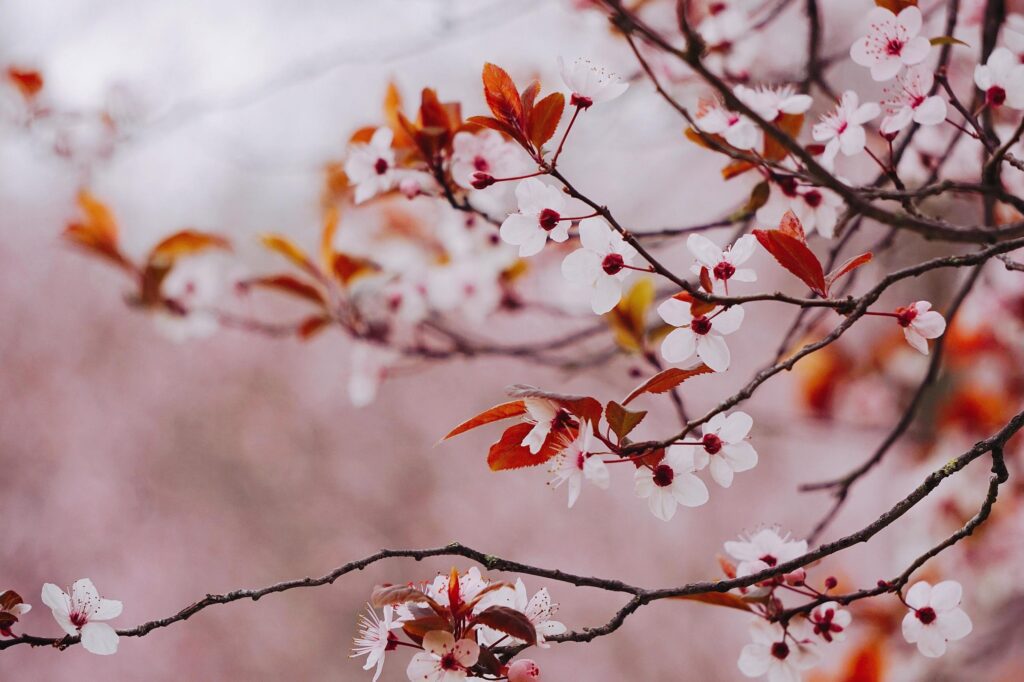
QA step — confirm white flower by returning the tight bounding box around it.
[351,604,401,682]
[549,424,610,507]
[698,6,748,51]
[695,97,762,151]
[634,447,709,521]
[809,602,852,644]
[520,398,577,455]
[850,6,930,81]
[500,178,573,257]
[558,57,628,108]
[657,298,745,372]
[348,343,397,408]
[406,631,479,682]
[974,47,1024,109]
[687,233,757,291]
[478,579,566,648]
[812,91,880,168]
[561,218,638,314]
[153,255,230,342]
[725,528,808,578]
[1006,13,1024,56]
[757,180,842,238]
[738,619,821,682]
[345,127,398,204]
[507,659,542,682]
[41,579,122,656]
[737,84,813,122]
[450,130,526,189]
[880,67,948,134]
[896,301,946,355]
[901,580,973,658]
[427,567,490,607]
[689,410,758,488]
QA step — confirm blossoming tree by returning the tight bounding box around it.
[4,0,1024,679]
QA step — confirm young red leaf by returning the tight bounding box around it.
[6,67,43,99]
[520,80,540,120]
[777,209,807,241]
[753,229,827,296]
[147,230,230,268]
[442,400,527,441]
[824,252,873,291]
[482,63,525,131]
[528,92,565,149]
[606,401,647,440]
[371,584,435,609]
[297,315,331,340]
[506,385,602,428]
[487,423,565,471]
[670,592,754,612]
[242,275,326,306]
[623,365,714,404]
[472,606,537,645]
[671,291,716,318]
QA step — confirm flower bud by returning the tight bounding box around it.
[471,172,496,189]
[824,576,838,590]
[784,568,806,586]
[508,659,542,682]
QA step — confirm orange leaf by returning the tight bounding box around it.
[671,290,716,318]
[670,592,754,612]
[443,400,527,440]
[383,81,414,149]
[605,401,646,440]
[623,365,714,404]
[528,92,565,149]
[332,252,379,286]
[875,0,917,12]
[721,159,755,180]
[778,209,806,240]
[763,113,804,162]
[6,67,43,99]
[260,234,319,278]
[487,423,564,471]
[244,275,326,306]
[63,191,130,270]
[147,230,230,268]
[298,315,331,340]
[466,115,522,142]
[482,63,525,133]
[520,81,540,121]
[825,252,873,291]
[320,205,339,271]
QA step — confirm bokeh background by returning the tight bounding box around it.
[2,0,1023,679]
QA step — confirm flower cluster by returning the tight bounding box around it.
[0,578,122,656]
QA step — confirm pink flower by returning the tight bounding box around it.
[737,84,813,122]
[687,233,757,291]
[974,47,1024,109]
[725,528,808,578]
[738,619,820,682]
[880,67,948,134]
[41,579,122,655]
[345,127,397,204]
[561,218,638,314]
[507,659,542,682]
[558,57,628,108]
[500,178,573,257]
[406,631,479,681]
[757,179,842,238]
[351,604,401,681]
[850,6,931,81]
[895,301,946,355]
[657,298,745,372]
[634,448,709,521]
[520,398,577,455]
[812,91,880,168]
[689,411,758,488]
[809,602,852,644]
[695,91,762,151]
[902,580,972,658]
[451,130,526,190]
[549,424,610,508]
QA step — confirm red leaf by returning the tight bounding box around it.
[482,63,525,132]
[825,252,873,290]
[506,385,602,428]
[528,92,565,149]
[671,290,716,318]
[7,67,43,99]
[442,400,527,440]
[487,423,564,471]
[670,592,754,612]
[472,606,537,645]
[623,365,714,404]
[297,315,331,340]
[753,229,827,296]
[606,401,646,440]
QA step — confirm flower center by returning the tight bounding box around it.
[713,261,735,280]
[885,39,904,56]
[770,641,790,660]
[758,554,778,567]
[602,253,625,275]
[987,86,1007,106]
[440,652,460,670]
[779,176,799,197]
[895,305,918,328]
[576,451,586,470]
[570,93,593,109]
[803,190,822,208]
[70,611,88,628]
[374,158,389,175]
[652,464,675,487]
[690,315,712,335]
[538,208,561,231]
[473,155,489,172]
[552,408,579,432]
[916,606,937,625]
[702,433,723,454]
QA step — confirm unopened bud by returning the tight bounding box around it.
[508,659,542,682]
[824,576,838,590]
[784,568,807,586]
[471,172,496,189]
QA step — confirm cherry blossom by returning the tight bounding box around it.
[348,343,398,408]
[561,218,638,314]
[697,4,758,77]
[634,448,709,521]
[694,97,762,151]
[500,178,576,257]
[549,424,610,508]
[895,301,946,355]
[1005,13,1024,57]
[689,410,758,488]
[809,602,851,644]
[558,57,628,108]
[41,579,122,656]
[657,298,745,372]
[351,604,401,682]
[757,178,842,238]
[479,579,566,647]
[154,254,233,342]
[973,47,1024,109]
[850,6,930,82]
[725,528,808,578]
[427,567,490,607]
[406,631,479,682]
[880,67,948,135]
[812,91,880,168]
[738,84,813,122]
[687,233,757,292]
[345,127,398,204]
[901,580,973,658]
[738,619,821,682]
[507,659,542,682]
[521,398,578,454]
[450,130,526,190]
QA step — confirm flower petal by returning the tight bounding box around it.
[930,581,962,611]
[696,333,731,372]
[661,328,697,364]
[712,305,745,335]
[80,622,119,655]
